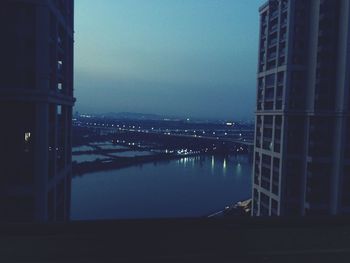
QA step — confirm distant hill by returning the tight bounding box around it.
[84,111,237,123]
[98,112,173,121]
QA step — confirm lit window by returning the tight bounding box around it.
[24,132,31,142]
[58,105,62,115]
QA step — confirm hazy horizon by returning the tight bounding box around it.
[74,0,265,120]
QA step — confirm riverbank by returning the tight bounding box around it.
[207,199,252,218]
[73,152,202,176]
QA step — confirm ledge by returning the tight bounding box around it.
[1,217,350,262]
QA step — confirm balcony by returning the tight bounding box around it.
[281,19,287,28]
[264,101,274,110]
[262,162,271,169]
[265,82,275,89]
[273,165,280,172]
[256,138,262,147]
[270,10,279,20]
[270,24,278,33]
[280,34,287,42]
[268,53,277,61]
[269,38,278,47]
[279,49,286,57]
[264,121,273,129]
[282,4,288,12]
[265,97,274,103]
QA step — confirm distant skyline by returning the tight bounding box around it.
[74,0,265,120]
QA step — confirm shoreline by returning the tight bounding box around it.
[73,153,201,176]
[72,152,249,176]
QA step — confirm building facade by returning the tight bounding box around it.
[252,0,350,216]
[0,0,74,222]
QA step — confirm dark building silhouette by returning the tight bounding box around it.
[252,0,350,216]
[0,0,74,222]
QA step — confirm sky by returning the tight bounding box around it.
[74,0,265,120]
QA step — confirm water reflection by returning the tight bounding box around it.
[211,155,215,174]
[223,158,227,176]
[236,163,242,177]
[168,155,240,177]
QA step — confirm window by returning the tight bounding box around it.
[24,131,31,152]
[58,83,63,91]
[57,105,62,115]
[58,60,63,72]
[24,132,31,142]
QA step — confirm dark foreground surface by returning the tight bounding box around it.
[1,217,350,262]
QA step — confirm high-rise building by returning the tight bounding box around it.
[252,0,350,216]
[0,0,74,222]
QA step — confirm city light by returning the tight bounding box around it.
[24,132,31,142]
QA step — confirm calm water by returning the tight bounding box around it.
[71,154,252,220]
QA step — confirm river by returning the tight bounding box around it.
[71,154,252,220]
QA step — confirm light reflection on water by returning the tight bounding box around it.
[223,158,227,176]
[211,155,215,174]
[236,163,242,176]
[71,154,252,220]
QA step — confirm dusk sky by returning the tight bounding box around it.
[74,0,265,120]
